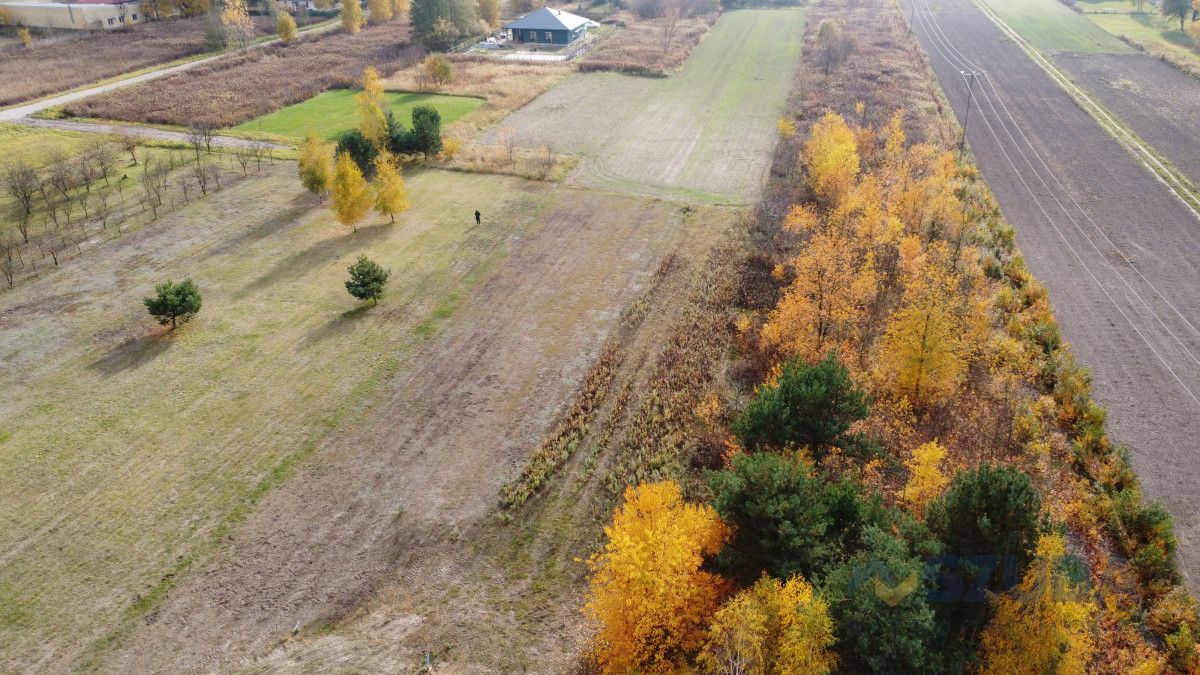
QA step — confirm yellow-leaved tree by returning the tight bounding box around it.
[357,67,388,149]
[803,111,860,207]
[330,152,371,231]
[876,255,969,406]
[762,231,876,364]
[220,0,255,46]
[901,440,949,518]
[698,574,838,675]
[390,0,410,18]
[584,481,730,674]
[276,11,298,41]
[978,533,1096,674]
[477,0,500,30]
[298,131,333,198]
[373,154,409,223]
[341,0,364,33]
[368,0,393,23]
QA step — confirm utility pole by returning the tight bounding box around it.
[959,70,978,152]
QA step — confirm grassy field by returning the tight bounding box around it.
[978,0,1135,53]
[0,162,677,669]
[0,122,93,164]
[230,89,485,140]
[484,8,807,204]
[1076,0,1200,64]
[382,57,572,140]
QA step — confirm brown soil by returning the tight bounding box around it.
[101,189,712,671]
[909,0,1200,586]
[1055,51,1200,184]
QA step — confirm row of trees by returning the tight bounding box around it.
[411,0,500,50]
[578,109,1137,671]
[2,134,270,288]
[586,356,1091,673]
[141,254,390,333]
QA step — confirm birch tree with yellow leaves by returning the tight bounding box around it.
[584,481,730,674]
[978,534,1096,674]
[330,151,371,232]
[699,575,838,675]
[803,112,860,207]
[901,440,949,518]
[357,67,388,149]
[373,154,409,223]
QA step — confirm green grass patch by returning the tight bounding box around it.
[978,0,1135,53]
[1087,11,1200,64]
[230,89,485,141]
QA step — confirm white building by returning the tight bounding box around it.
[0,0,142,30]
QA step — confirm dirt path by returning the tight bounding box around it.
[103,189,691,672]
[907,0,1200,585]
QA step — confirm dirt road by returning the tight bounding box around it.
[907,0,1200,585]
[102,188,692,671]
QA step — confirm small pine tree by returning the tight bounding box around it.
[276,11,298,41]
[298,131,332,197]
[143,279,202,329]
[345,255,391,305]
[373,154,409,223]
[732,352,870,456]
[341,0,364,33]
[330,151,371,231]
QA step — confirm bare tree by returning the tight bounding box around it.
[206,162,222,190]
[187,126,206,161]
[249,139,272,170]
[3,160,39,242]
[234,148,251,176]
[660,0,681,62]
[192,160,210,196]
[0,235,19,287]
[114,130,144,166]
[140,158,165,219]
[500,127,517,165]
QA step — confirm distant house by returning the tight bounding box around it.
[0,0,141,29]
[504,7,594,46]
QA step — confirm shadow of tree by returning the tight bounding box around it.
[299,304,376,350]
[238,221,393,298]
[208,193,317,259]
[88,330,175,376]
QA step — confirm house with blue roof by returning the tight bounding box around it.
[505,7,595,45]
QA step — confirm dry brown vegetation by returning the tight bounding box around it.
[64,22,421,129]
[581,11,718,75]
[0,16,279,107]
[382,54,571,138]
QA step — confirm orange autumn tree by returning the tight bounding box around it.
[876,242,987,406]
[584,481,730,673]
[762,231,876,364]
[698,574,838,674]
[978,533,1096,674]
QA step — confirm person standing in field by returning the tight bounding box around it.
[475,210,481,224]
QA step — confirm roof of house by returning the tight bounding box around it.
[504,7,592,31]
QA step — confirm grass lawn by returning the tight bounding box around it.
[484,8,808,204]
[0,162,681,670]
[1087,11,1200,64]
[978,0,1135,53]
[230,89,484,140]
[0,122,93,165]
